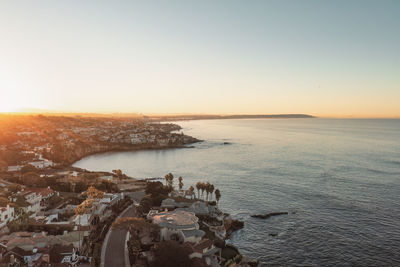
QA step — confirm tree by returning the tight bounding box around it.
[189,186,195,199]
[22,172,46,187]
[215,189,221,204]
[8,184,22,193]
[144,181,172,207]
[178,176,183,190]
[21,164,38,174]
[145,181,171,197]
[209,184,215,201]
[137,196,153,215]
[114,169,123,180]
[196,182,201,199]
[113,217,159,236]
[74,181,88,193]
[200,182,206,200]
[113,217,148,230]
[75,199,94,215]
[164,173,174,188]
[205,182,211,202]
[151,241,191,267]
[86,186,104,199]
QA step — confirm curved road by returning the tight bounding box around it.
[101,191,145,267]
[102,205,135,267]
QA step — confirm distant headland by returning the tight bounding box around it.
[1,111,315,121]
[148,114,316,121]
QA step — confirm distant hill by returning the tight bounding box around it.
[219,114,315,119]
[148,114,315,121]
[4,110,315,121]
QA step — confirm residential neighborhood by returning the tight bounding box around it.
[0,115,255,266]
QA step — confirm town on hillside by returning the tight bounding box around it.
[0,114,257,267]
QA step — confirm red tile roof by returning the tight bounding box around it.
[26,187,54,198]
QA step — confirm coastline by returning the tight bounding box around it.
[1,116,256,265]
[69,139,257,266]
[70,142,200,166]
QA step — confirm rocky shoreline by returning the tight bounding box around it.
[69,139,201,165]
[58,129,201,165]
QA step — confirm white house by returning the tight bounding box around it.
[28,160,53,169]
[149,210,205,243]
[100,193,121,206]
[7,165,23,172]
[0,205,15,228]
[10,190,43,216]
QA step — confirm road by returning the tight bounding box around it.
[101,191,145,267]
[102,205,135,267]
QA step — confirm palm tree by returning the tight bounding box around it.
[205,182,211,201]
[209,184,215,201]
[196,182,201,199]
[200,183,206,200]
[189,186,195,199]
[164,173,169,186]
[165,173,174,188]
[178,176,183,190]
[114,169,123,180]
[215,189,221,204]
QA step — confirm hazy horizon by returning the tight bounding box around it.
[2,109,400,119]
[1,1,399,117]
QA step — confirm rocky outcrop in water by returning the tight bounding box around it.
[251,212,288,219]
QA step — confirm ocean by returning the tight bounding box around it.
[74,118,400,266]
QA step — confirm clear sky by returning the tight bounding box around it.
[0,0,399,117]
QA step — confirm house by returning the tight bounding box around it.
[9,187,55,216]
[149,210,205,243]
[185,239,221,266]
[7,165,23,172]
[176,201,211,216]
[160,198,192,210]
[72,214,92,227]
[0,205,15,228]
[28,159,54,169]
[10,189,43,216]
[0,231,83,252]
[100,193,121,206]
[27,187,55,207]
[0,244,91,266]
[130,133,146,144]
[0,246,30,266]
[160,198,176,210]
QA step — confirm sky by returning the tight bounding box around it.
[0,0,399,117]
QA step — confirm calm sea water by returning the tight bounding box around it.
[74,119,400,266]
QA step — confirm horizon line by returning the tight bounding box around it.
[1,111,400,119]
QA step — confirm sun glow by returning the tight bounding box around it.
[0,90,26,112]
[0,101,19,113]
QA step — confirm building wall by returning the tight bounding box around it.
[0,206,15,225]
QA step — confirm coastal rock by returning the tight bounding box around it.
[251,212,288,219]
[225,219,244,238]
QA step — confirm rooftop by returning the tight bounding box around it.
[152,210,199,229]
